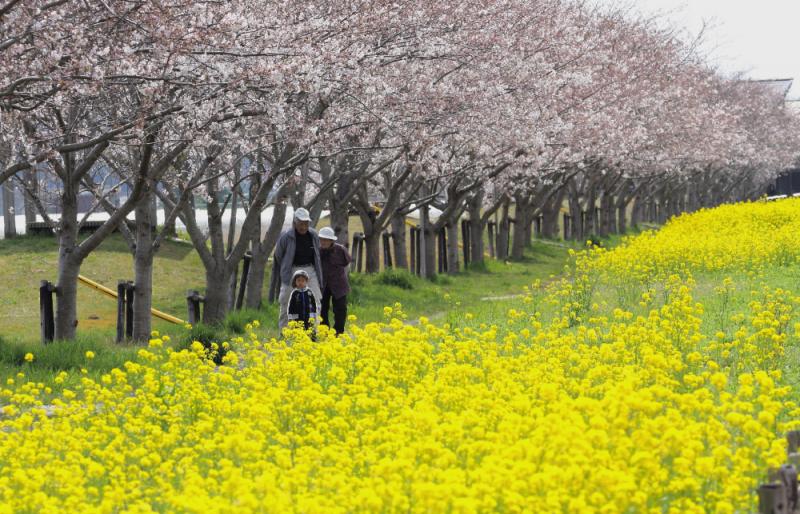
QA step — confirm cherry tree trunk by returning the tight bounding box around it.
[416,206,434,278]
[630,196,643,227]
[2,181,16,238]
[329,203,350,247]
[584,187,597,237]
[363,231,382,274]
[511,195,531,260]
[391,213,408,270]
[132,191,155,342]
[568,197,582,241]
[600,192,614,236]
[524,214,533,246]
[617,204,628,234]
[496,201,510,260]
[54,184,81,340]
[24,169,37,226]
[467,193,485,265]
[540,192,561,239]
[446,221,460,274]
[246,201,287,309]
[203,267,231,324]
[421,226,436,278]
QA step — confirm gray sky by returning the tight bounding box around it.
[610,0,800,98]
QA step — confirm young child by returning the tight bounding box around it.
[287,269,317,333]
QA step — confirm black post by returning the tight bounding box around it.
[414,227,422,276]
[356,234,364,273]
[437,227,444,273]
[594,207,601,234]
[409,227,417,276]
[116,281,126,343]
[351,233,359,272]
[441,226,448,273]
[506,218,514,257]
[125,282,134,339]
[758,482,787,514]
[580,211,587,239]
[788,431,800,454]
[187,290,200,326]
[382,232,393,269]
[39,280,55,343]
[487,221,496,258]
[563,214,570,240]
[535,215,543,237]
[780,465,799,512]
[461,220,470,266]
[235,252,251,310]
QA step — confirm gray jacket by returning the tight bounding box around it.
[273,227,324,288]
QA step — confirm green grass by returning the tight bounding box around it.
[0,332,141,401]
[0,233,202,338]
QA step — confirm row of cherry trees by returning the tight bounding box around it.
[1,0,798,340]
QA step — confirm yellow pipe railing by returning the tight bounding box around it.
[77,275,185,325]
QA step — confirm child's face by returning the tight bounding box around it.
[295,276,308,288]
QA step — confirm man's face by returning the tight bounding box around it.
[295,276,308,289]
[294,220,309,234]
[320,238,333,249]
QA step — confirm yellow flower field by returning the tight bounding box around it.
[1,198,799,513]
[590,198,800,282]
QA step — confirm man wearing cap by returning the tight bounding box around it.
[318,227,352,335]
[273,207,323,330]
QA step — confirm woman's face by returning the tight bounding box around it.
[320,239,334,249]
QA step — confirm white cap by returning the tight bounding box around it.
[293,207,311,222]
[319,227,336,240]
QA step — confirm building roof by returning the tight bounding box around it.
[752,78,794,98]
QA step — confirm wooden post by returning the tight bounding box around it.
[356,234,364,273]
[39,280,55,343]
[235,252,251,310]
[759,482,788,514]
[563,214,570,240]
[124,282,134,339]
[461,220,470,266]
[116,281,126,343]
[350,232,361,271]
[787,431,800,454]
[349,233,365,273]
[506,218,514,257]
[487,221,496,258]
[594,206,601,234]
[770,465,800,513]
[382,232,393,269]
[409,228,415,275]
[437,227,445,273]
[441,226,448,273]
[413,227,422,276]
[580,211,587,239]
[187,290,200,326]
[349,233,360,272]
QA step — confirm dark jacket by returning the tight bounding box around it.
[273,227,323,288]
[321,243,352,298]
[287,288,317,330]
